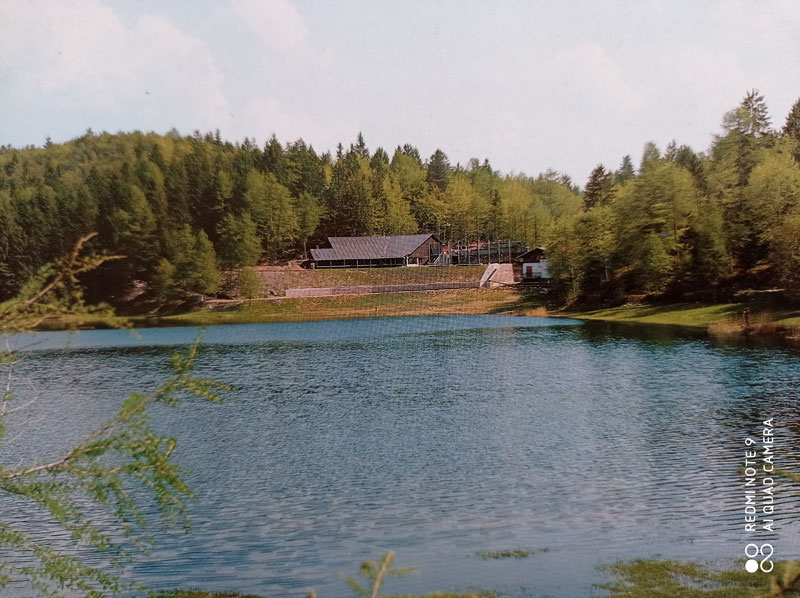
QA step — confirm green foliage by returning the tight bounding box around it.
[153,550,495,598]
[237,266,262,300]
[380,176,418,234]
[295,191,325,258]
[323,148,374,237]
[616,155,636,184]
[782,98,800,141]
[443,175,486,239]
[547,217,586,303]
[164,226,221,296]
[600,559,800,598]
[498,178,551,247]
[426,149,451,192]
[345,551,416,598]
[3,91,800,310]
[246,172,298,264]
[0,241,232,597]
[0,130,582,307]
[0,234,118,332]
[151,258,178,302]
[639,141,662,174]
[770,211,800,300]
[634,234,672,292]
[744,151,800,243]
[583,164,615,211]
[342,551,489,598]
[723,89,772,137]
[216,213,262,269]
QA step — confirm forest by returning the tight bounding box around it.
[1,89,799,307]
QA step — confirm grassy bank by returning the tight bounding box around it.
[32,287,527,330]
[559,301,800,334]
[35,283,800,338]
[158,288,522,327]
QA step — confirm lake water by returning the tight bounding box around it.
[4,315,800,597]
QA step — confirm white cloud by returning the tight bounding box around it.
[228,0,329,65]
[660,42,746,116]
[0,0,231,138]
[238,97,356,151]
[240,98,315,141]
[555,43,646,112]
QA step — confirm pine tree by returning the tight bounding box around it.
[615,155,635,184]
[639,142,661,174]
[262,134,289,185]
[426,149,451,191]
[216,213,262,268]
[164,226,221,295]
[783,97,800,141]
[722,89,771,137]
[401,144,422,164]
[322,149,372,237]
[352,132,369,159]
[583,165,615,211]
[664,140,678,162]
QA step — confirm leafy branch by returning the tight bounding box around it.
[0,236,232,598]
[0,233,121,333]
[345,551,416,598]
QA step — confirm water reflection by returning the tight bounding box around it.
[4,315,800,598]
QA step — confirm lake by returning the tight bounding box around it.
[4,315,800,597]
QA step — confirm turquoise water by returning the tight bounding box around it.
[4,315,800,597]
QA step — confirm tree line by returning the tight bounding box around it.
[0,128,579,303]
[548,90,800,304]
[1,89,800,306]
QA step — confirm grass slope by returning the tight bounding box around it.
[145,288,524,327]
[560,301,800,333]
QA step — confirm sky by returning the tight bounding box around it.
[1,0,799,183]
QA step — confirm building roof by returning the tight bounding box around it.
[311,234,439,261]
[516,247,546,261]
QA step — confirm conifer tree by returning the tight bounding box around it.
[639,142,661,174]
[583,165,615,211]
[216,213,262,268]
[352,132,369,159]
[615,155,635,184]
[262,134,289,185]
[426,149,451,192]
[722,89,771,137]
[783,98,800,140]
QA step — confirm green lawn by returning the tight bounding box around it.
[560,301,800,333]
[147,288,522,327]
[36,286,800,338]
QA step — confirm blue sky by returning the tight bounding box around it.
[1,0,799,183]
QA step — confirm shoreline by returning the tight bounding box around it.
[34,288,800,341]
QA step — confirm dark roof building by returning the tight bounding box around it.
[310,234,443,268]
